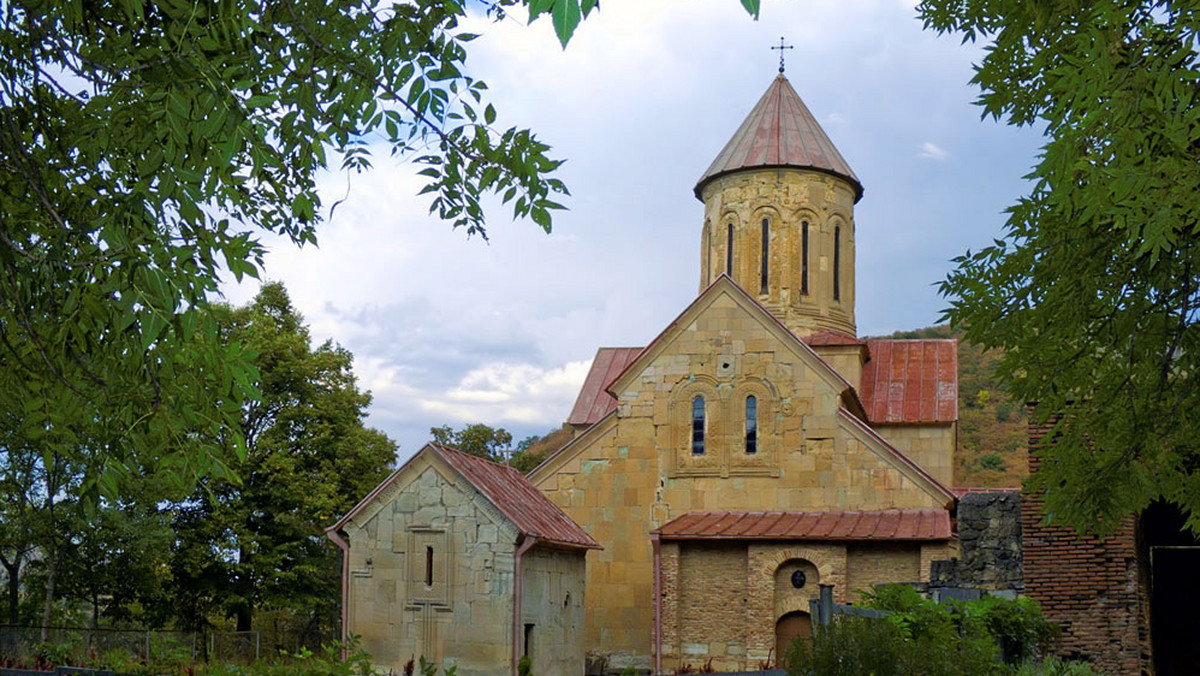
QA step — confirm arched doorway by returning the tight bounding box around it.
[775,611,812,665]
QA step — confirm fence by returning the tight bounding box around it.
[0,626,270,665]
[807,584,891,629]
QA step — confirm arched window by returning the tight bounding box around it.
[760,217,769,294]
[726,224,734,276]
[833,225,841,301]
[745,395,757,454]
[691,395,706,455]
[801,220,810,296]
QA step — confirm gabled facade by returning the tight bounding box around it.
[327,443,598,676]
[530,73,961,672]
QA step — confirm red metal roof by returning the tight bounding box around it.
[803,330,867,347]
[695,74,862,201]
[654,509,951,541]
[566,347,643,426]
[430,444,600,550]
[860,339,958,424]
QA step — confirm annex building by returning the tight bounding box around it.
[527,72,963,673]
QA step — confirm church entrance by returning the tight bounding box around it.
[775,611,812,665]
[1143,501,1200,675]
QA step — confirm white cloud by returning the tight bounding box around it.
[218,0,1042,459]
[918,141,949,161]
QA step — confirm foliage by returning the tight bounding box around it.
[518,653,532,676]
[979,453,1008,472]
[430,423,512,461]
[918,1,1200,533]
[171,283,395,633]
[855,585,1055,667]
[0,0,581,508]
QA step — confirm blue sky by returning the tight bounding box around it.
[221,0,1043,459]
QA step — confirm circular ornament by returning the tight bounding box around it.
[790,569,807,589]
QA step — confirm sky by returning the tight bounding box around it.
[221,0,1045,460]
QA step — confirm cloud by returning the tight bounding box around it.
[918,141,949,161]
[217,0,1043,460]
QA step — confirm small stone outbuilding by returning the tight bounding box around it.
[327,443,599,676]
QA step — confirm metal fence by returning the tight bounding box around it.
[0,626,272,665]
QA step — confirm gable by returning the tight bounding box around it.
[330,444,598,550]
[607,276,859,409]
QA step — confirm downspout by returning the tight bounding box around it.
[513,535,538,676]
[326,528,351,648]
[652,533,662,676]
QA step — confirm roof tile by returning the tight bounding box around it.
[431,444,600,550]
[696,74,862,201]
[566,347,643,426]
[655,509,952,541]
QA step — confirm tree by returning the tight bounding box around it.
[919,1,1200,532]
[430,423,513,461]
[170,283,395,633]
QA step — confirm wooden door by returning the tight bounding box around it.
[775,611,813,665]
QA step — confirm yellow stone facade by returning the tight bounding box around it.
[698,168,857,338]
[529,280,956,669]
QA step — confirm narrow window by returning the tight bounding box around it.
[726,224,733,276]
[833,225,841,301]
[760,217,769,294]
[702,224,710,283]
[745,395,758,454]
[691,395,705,455]
[801,221,809,296]
[424,546,433,586]
[524,624,534,657]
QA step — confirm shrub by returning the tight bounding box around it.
[978,453,1007,471]
[786,586,1060,676]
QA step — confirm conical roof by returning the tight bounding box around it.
[695,74,862,202]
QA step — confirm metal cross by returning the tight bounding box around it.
[771,37,795,74]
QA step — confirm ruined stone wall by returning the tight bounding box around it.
[929,491,1022,593]
[1022,417,1150,675]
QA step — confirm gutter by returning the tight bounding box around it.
[652,532,662,676]
[512,535,538,676]
[325,527,351,649]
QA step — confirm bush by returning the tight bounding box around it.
[786,586,1062,676]
[978,453,1007,471]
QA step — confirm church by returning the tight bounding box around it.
[527,71,962,673]
[330,72,971,675]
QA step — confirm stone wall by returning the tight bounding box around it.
[343,460,518,676]
[1021,417,1150,675]
[530,284,953,662]
[873,424,956,488]
[698,168,858,338]
[931,491,1023,592]
[521,547,588,676]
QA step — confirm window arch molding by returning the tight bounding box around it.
[828,215,850,304]
[718,210,742,279]
[750,205,782,297]
[669,376,722,474]
[789,207,821,300]
[730,378,777,468]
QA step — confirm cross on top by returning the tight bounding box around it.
[771,37,794,74]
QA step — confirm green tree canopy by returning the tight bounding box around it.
[430,423,512,461]
[171,283,395,633]
[919,1,1200,532]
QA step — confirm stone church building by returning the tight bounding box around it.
[527,73,963,673]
